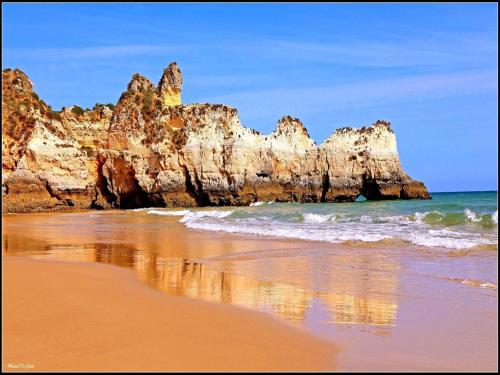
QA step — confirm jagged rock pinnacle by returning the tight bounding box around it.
[158,62,182,106]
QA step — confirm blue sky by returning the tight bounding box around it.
[2,3,498,192]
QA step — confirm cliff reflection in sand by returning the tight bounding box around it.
[3,217,399,333]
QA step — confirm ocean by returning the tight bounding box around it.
[145,191,498,251]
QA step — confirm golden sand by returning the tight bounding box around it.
[2,255,337,372]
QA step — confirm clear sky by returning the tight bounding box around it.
[2,3,498,192]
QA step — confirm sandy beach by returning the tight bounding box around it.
[2,209,497,372]
[2,255,337,372]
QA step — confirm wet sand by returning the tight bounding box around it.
[2,255,336,372]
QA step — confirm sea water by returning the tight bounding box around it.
[145,191,498,251]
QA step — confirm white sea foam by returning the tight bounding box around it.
[406,227,496,249]
[414,211,428,223]
[378,215,412,224]
[464,208,482,223]
[179,213,497,249]
[140,197,496,250]
[413,211,443,223]
[302,213,334,223]
[184,219,391,243]
[360,215,373,223]
[179,210,233,223]
[249,201,265,207]
[406,232,486,249]
[147,209,190,216]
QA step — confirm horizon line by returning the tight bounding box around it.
[429,189,498,194]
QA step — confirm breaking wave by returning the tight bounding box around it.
[249,201,265,207]
[412,209,497,226]
[137,192,497,251]
[182,217,496,250]
[406,230,493,249]
[302,213,335,223]
[184,219,391,243]
[464,208,482,223]
[179,210,233,223]
[147,209,191,216]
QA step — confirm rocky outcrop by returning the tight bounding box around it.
[2,68,112,212]
[2,64,430,213]
[319,122,430,201]
[158,62,182,107]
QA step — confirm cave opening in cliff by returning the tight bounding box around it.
[360,174,385,201]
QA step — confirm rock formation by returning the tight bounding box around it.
[1,64,430,213]
[158,62,182,106]
[2,68,113,212]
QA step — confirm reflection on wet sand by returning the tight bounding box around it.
[3,228,398,331]
[4,210,498,372]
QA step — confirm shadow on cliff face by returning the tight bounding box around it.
[101,158,165,209]
[360,174,431,201]
[91,157,117,209]
[182,165,212,206]
[116,181,160,209]
[361,175,393,200]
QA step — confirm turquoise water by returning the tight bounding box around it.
[143,191,498,250]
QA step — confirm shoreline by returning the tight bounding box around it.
[2,194,426,215]
[2,204,497,371]
[2,255,337,372]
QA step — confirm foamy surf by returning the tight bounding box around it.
[135,192,497,251]
[406,230,493,249]
[464,208,482,223]
[412,209,496,226]
[184,219,392,243]
[302,213,335,223]
[179,210,233,223]
[182,215,496,249]
[250,202,265,207]
[147,209,191,216]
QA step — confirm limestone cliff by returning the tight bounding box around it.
[1,64,430,213]
[2,68,112,212]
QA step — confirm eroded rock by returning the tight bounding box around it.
[2,69,112,212]
[2,64,430,213]
[158,62,182,106]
